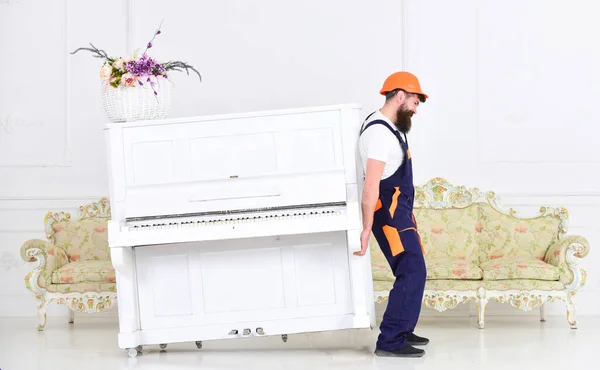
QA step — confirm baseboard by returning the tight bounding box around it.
[0,293,119,317]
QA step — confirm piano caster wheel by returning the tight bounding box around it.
[195,341,203,349]
[127,348,138,358]
[281,334,288,343]
[135,345,143,352]
[159,343,167,350]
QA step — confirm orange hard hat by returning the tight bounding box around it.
[379,71,428,101]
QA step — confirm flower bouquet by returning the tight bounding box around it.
[71,21,201,123]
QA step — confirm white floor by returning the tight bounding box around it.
[0,314,596,370]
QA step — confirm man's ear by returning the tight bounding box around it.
[396,90,406,104]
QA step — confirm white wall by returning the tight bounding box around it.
[0,0,129,317]
[0,0,598,322]
[403,0,600,318]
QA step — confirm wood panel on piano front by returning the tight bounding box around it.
[121,108,348,220]
[134,232,353,343]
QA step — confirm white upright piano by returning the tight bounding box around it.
[104,103,375,357]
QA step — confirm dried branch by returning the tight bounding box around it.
[164,61,202,82]
[70,43,113,62]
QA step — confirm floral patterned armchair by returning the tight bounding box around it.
[371,178,590,329]
[20,198,117,330]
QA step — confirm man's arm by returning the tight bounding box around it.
[361,158,386,231]
[354,158,386,256]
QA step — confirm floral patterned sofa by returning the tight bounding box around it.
[20,198,116,330]
[370,178,590,329]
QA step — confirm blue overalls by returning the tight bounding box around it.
[360,115,427,351]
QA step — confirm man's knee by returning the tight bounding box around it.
[414,255,427,283]
[392,251,425,276]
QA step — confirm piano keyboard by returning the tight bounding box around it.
[126,207,344,231]
[111,202,353,246]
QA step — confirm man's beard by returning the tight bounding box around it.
[395,105,413,133]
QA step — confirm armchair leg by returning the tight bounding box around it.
[36,296,48,331]
[566,301,577,329]
[540,303,546,322]
[476,298,488,329]
[68,309,75,324]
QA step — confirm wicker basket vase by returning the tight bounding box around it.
[101,77,172,123]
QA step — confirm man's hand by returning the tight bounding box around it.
[354,228,372,256]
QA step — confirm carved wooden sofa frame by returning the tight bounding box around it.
[20,198,117,330]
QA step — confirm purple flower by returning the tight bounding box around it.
[125,54,166,79]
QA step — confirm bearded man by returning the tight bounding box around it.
[354,71,430,358]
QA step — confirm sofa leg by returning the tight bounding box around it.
[566,301,577,329]
[68,309,75,324]
[36,296,48,331]
[476,298,488,329]
[540,303,546,322]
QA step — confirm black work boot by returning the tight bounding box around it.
[407,333,429,346]
[374,345,425,358]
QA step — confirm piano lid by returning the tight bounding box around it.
[107,105,361,220]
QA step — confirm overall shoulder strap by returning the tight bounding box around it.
[359,113,409,158]
[359,118,399,136]
[359,111,376,133]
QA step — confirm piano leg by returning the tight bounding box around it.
[346,229,377,330]
[110,247,142,351]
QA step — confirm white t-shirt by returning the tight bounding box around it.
[358,110,404,180]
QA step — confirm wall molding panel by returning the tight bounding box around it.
[0,0,72,168]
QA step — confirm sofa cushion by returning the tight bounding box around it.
[477,204,560,264]
[51,260,116,284]
[414,204,480,265]
[374,279,565,294]
[52,218,110,262]
[480,257,559,281]
[46,282,116,294]
[426,258,482,280]
[423,279,565,292]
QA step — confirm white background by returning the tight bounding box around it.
[0,0,598,320]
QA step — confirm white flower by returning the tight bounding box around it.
[99,63,112,80]
[113,58,125,70]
